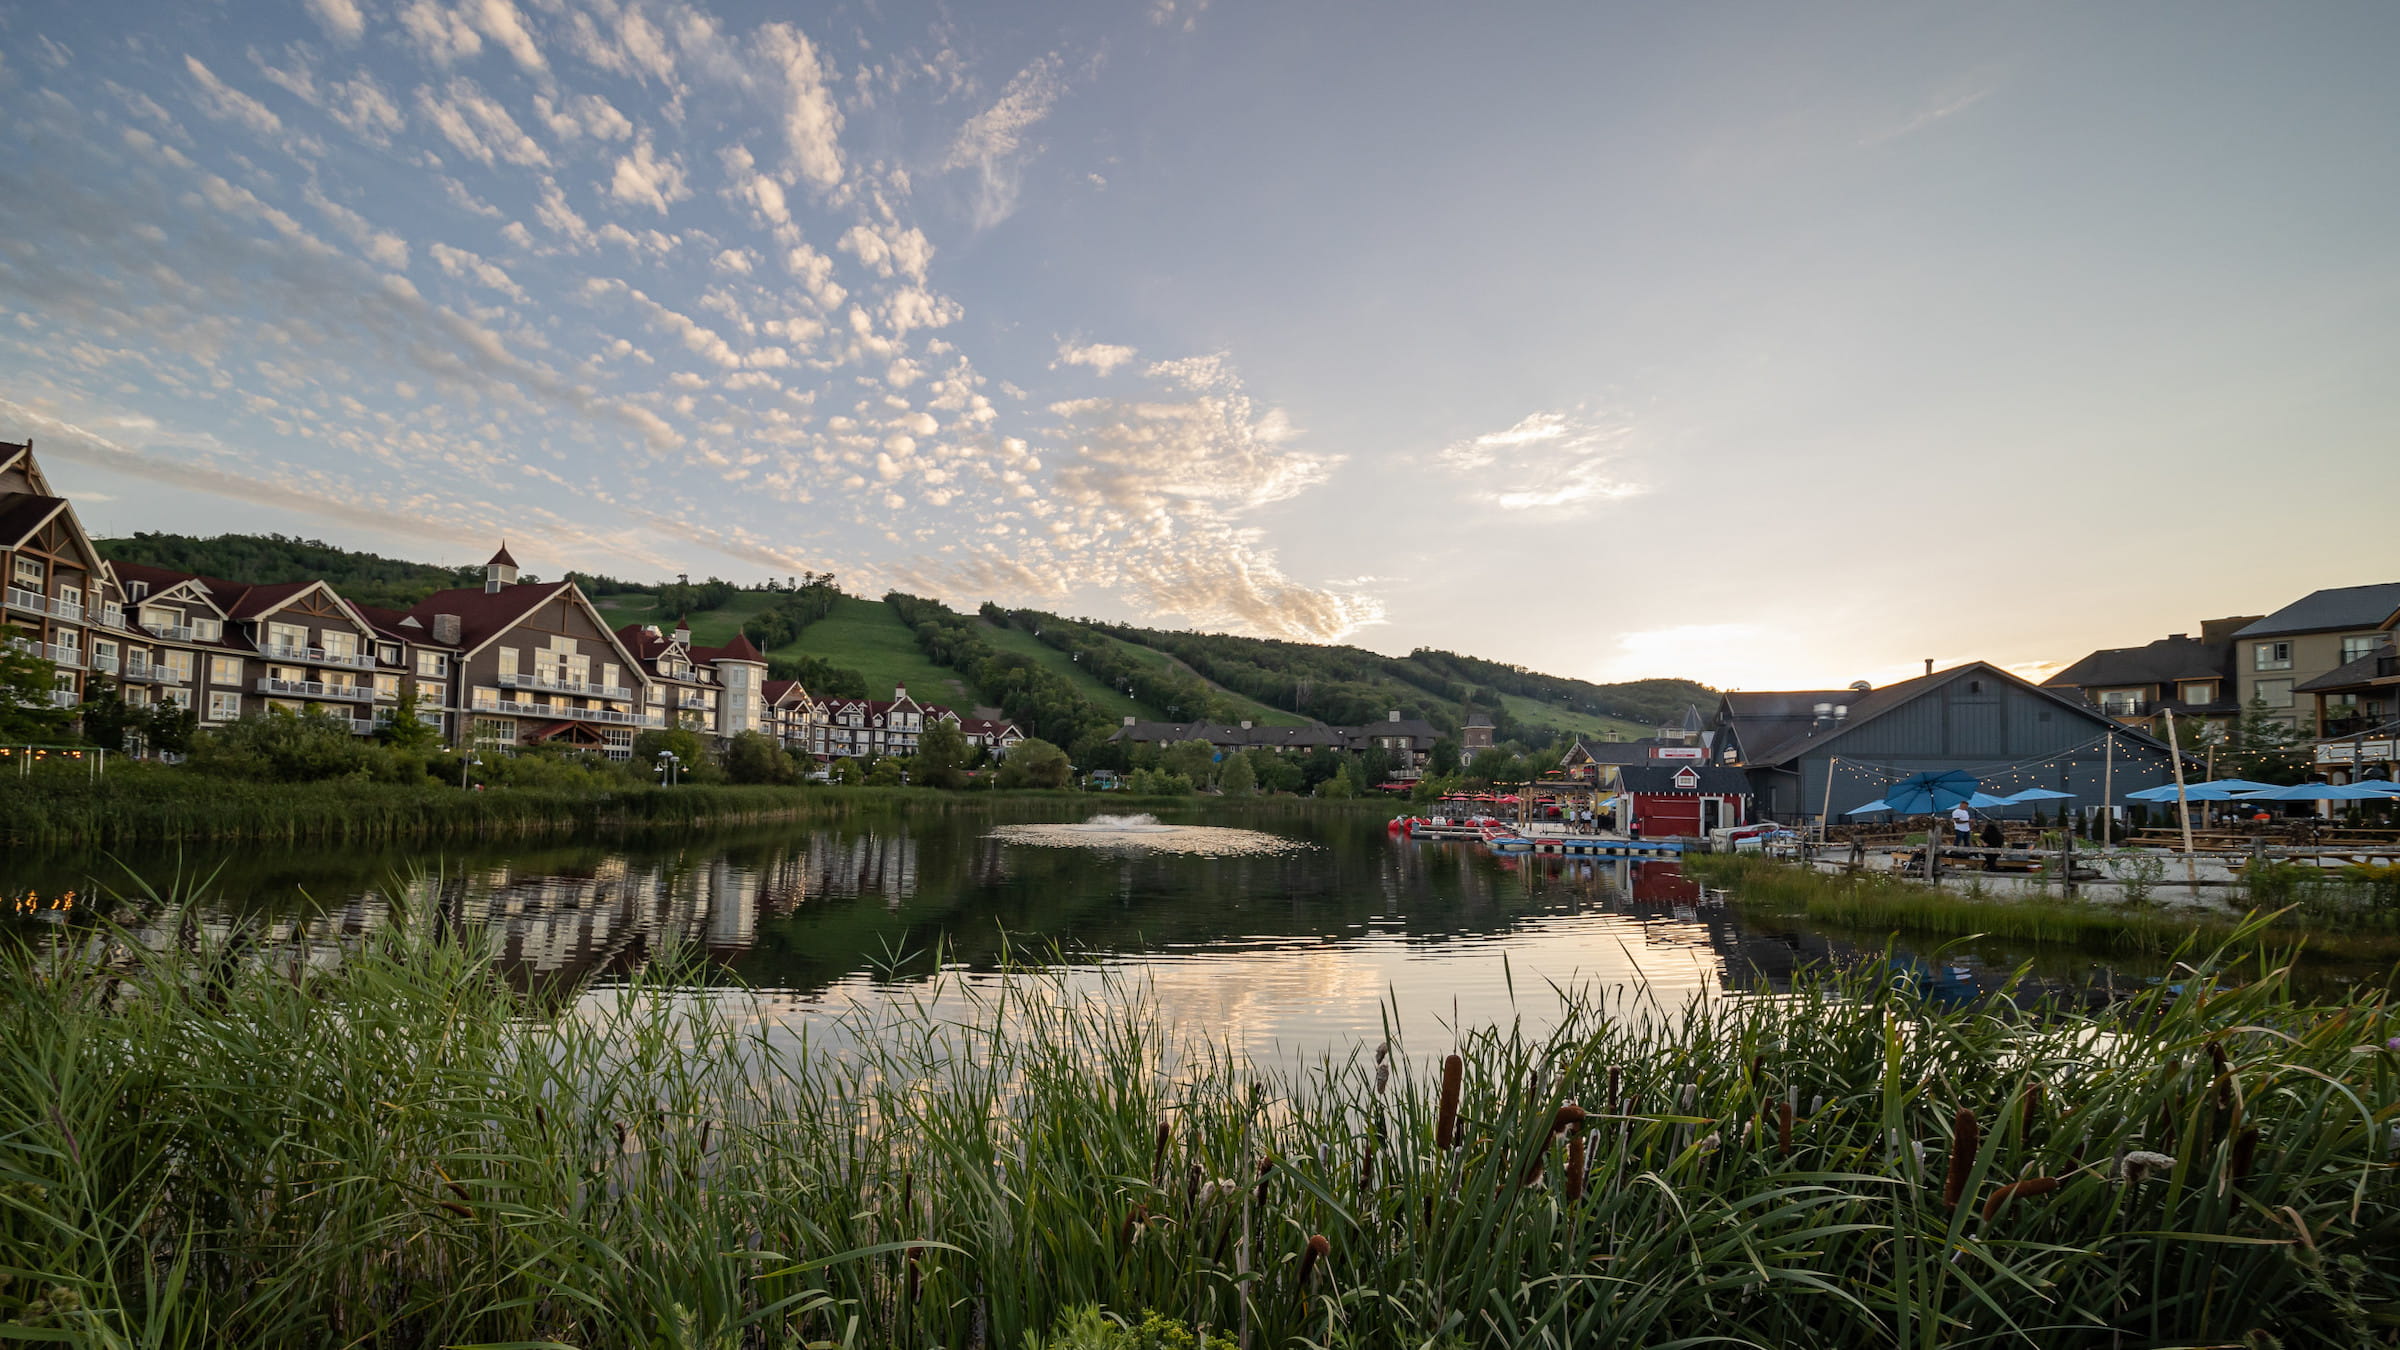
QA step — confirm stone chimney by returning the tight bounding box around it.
[1124,715,1136,726]
[431,614,461,645]
[1388,709,1401,722]
[1240,720,1253,730]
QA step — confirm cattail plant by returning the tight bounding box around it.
[1980,1176,2059,1222]
[1435,1053,1464,1150]
[1943,1108,1980,1211]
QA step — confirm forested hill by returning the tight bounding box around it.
[992,606,1715,744]
[97,533,490,611]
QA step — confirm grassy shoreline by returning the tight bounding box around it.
[0,769,1395,850]
[4,917,2394,1346]
[1685,851,2400,966]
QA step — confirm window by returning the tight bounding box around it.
[11,556,41,586]
[208,655,243,686]
[58,584,81,610]
[473,717,518,747]
[206,691,241,722]
[498,647,520,678]
[2098,689,2143,716]
[2253,641,2292,671]
[2256,678,2294,709]
[413,677,443,704]
[91,639,117,672]
[379,643,400,665]
[602,662,622,692]
[416,651,448,677]
[268,621,307,654]
[376,674,400,700]
[162,686,192,709]
[192,617,222,642]
[160,650,193,683]
[2180,681,2217,705]
[2342,635,2383,665]
[322,631,356,660]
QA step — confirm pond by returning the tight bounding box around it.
[8,799,2193,1057]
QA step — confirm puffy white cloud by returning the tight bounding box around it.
[305,187,411,269]
[837,220,931,284]
[468,0,546,73]
[1054,339,1137,376]
[534,91,633,142]
[1438,409,1645,512]
[941,52,1075,228]
[608,135,690,213]
[397,0,484,64]
[534,178,595,246]
[304,0,367,45]
[757,22,844,190]
[429,241,529,301]
[327,73,407,144]
[417,77,549,167]
[184,57,284,138]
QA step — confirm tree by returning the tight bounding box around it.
[144,699,197,756]
[0,625,72,743]
[866,756,906,787]
[725,730,798,784]
[1250,748,1304,794]
[832,757,866,786]
[76,676,141,752]
[1429,736,1462,776]
[376,682,440,751]
[1219,751,1256,796]
[912,721,968,789]
[188,707,374,781]
[996,737,1072,789]
[2222,697,2313,785]
[1161,738,1217,788]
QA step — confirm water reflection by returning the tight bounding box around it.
[8,803,2198,1057]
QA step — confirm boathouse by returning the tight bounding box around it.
[1715,661,2179,826]
[1616,764,1753,838]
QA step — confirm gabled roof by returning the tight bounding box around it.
[404,581,603,658]
[1567,736,1688,766]
[488,542,518,569]
[701,632,764,663]
[107,562,232,616]
[2043,633,2233,690]
[2296,642,2398,693]
[2234,583,2400,640]
[0,494,68,549]
[1734,662,2171,767]
[1619,764,1753,795]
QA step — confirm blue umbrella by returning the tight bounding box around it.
[1966,791,2017,809]
[2126,782,2257,803]
[1880,771,1981,815]
[1843,798,1893,816]
[2235,781,2397,801]
[2000,787,2076,804]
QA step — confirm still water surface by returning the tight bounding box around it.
[13,801,2168,1056]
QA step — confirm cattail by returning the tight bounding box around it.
[532,1103,547,1134]
[1255,1155,1273,1210]
[1980,1176,2059,1222]
[2229,1127,2259,1184]
[1435,1054,1464,1150]
[1943,1107,1980,1210]
[1777,1099,1793,1158]
[900,1168,911,1215]
[2017,1080,2044,1138]
[614,1121,628,1154]
[906,1245,923,1303]
[438,1199,473,1219]
[1563,1130,1588,1203]
[1295,1233,1330,1292]
[2117,1150,2176,1185]
[698,1119,712,1156]
[1748,1053,1764,1087]
[1187,1161,1202,1211]
[1358,1134,1377,1192]
[1153,1119,1173,1186]
[1374,1041,1391,1096]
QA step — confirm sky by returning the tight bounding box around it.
[1,1,2394,692]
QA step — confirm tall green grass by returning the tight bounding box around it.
[1687,852,2400,964]
[4,912,2396,1346]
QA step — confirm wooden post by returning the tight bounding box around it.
[2101,734,2115,847]
[2204,740,2216,829]
[1817,756,1838,863]
[2164,713,2201,898]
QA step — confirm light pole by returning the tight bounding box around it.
[656,749,681,787]
[460,753,481,789]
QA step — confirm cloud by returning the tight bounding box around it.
[304,0,367,45]
[1860,76,2002,148]
[468,0,546,73]
[327,73,407,144]
[396,0,484,65]
[1438,409,1644,513]
[305,187,411,269]
[417,77,549,167]
[941,53,1068,228]
[534,90,633,142]
[1053,339,1137,376]
[837,220,932,284]
[184,57,284,138]
[608,135,690,213]
[757,22,844,190]
[428,241,529,300]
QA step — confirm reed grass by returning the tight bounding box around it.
[1686,852,2400,963]
[3,912,2396,1347]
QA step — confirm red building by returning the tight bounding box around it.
[1617,764,1754,838]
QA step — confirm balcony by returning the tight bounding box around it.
[2322,710,2399,739]
[470,695,665,728]
[90,652,119,674]
[261,644,380,671]
[254,678,375,703]
[9,638,82,668]
[497,670,636,700]
[154,664,191,686]
[141,620,198,642]
[5,586,82,622]
[49,689,79,709]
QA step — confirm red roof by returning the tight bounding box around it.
[488,542,518,568]
[403,582,569,651]
[707,631,765,662]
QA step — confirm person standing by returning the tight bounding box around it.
[1951,802,1973,849]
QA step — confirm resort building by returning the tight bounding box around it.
[2230,584,2400,732]
[2042,618,2254,733]
[2303,639,2399,785]
[1108,711,1441,772]
[1714,662,2177,826]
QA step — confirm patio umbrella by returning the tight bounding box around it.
[1880,771,1981,815]
[2125,782,2256,803]
[2234,782,2398,801]
[1965,791,2017,809]
[1843,798,1893,816]
[2000,787,2076,804]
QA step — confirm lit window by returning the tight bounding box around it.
[2253,642,2292,671]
